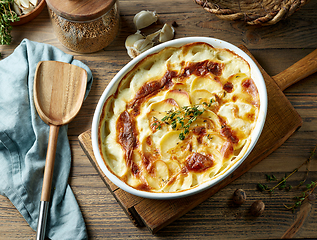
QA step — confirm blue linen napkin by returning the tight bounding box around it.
[0,39,93,239]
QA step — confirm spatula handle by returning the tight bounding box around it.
[41,124,60,201]
[272,49,317,91]
[36,124,60,240]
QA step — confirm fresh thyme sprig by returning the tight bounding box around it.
[0,0,20,45]
[153,98,215,140]
[257,143,317,212]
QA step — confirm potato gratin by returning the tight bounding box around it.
[98,42,260,193]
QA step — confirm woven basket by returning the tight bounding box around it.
[194,0,310,26]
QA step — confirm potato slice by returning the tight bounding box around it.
[159,130,182,159]
[165,89,190,107]
[190,89,214,105]
[153,160,170,183]
[147,98,179,125]
[150,98,178,112]
[200,109,222,129]
[191,76,223,93]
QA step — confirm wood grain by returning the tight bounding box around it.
[281,201,313,238]
[45,0,115,21]
[41,125,59,202]
[273,49,317,91]
[1,0,317,239]
[78,45,305,233]
[34,61,87,126]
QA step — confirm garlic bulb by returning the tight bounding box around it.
[159,23,175,43]
[125,30,160,58]
[133,10,158,30]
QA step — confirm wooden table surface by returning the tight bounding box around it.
[1,1,317,239]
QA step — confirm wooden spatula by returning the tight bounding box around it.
[33,61,87,240]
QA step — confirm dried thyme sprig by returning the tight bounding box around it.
[284,180,317,212]
[154,98,215,140]
[257,170,298,193]
[297,143,317,187]
[257,143,317,212]
[257,143,317,194]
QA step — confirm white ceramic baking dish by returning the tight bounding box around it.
[91,37,267,199]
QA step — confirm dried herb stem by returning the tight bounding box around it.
[284,180,317,212]
[269,169,298,192]
[258,143,317,193]
[257,143,317,212]
[298,143,317,186]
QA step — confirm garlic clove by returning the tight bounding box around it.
[125,30,161,58]
[133,38,153,53]
[29,0,37,6]
[126,46,140,59]
[125,31,145,58]
[133,10,158,30]
[125,31,145,48]
[14,0,37,15]
[13,2,22,16]
[125,31,147,58]
[19,0,30,9]
[146,29,161,42]
[134,29,160,53]
[159,23,175,43]
[21,5,35,14]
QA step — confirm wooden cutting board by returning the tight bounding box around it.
[78,46,317,233]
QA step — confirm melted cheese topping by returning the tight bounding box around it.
[99,42,260,193]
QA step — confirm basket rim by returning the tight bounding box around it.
[194,0,310,25]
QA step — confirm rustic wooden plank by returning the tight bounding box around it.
[1,0,316,56]
[77,46,304,233]
[1,0,317,239]
[68,138,317,239]
[0,196,36,239]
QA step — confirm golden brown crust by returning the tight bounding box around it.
[99,42,260,193]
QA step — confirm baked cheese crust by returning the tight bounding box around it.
[98,42,260,193]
